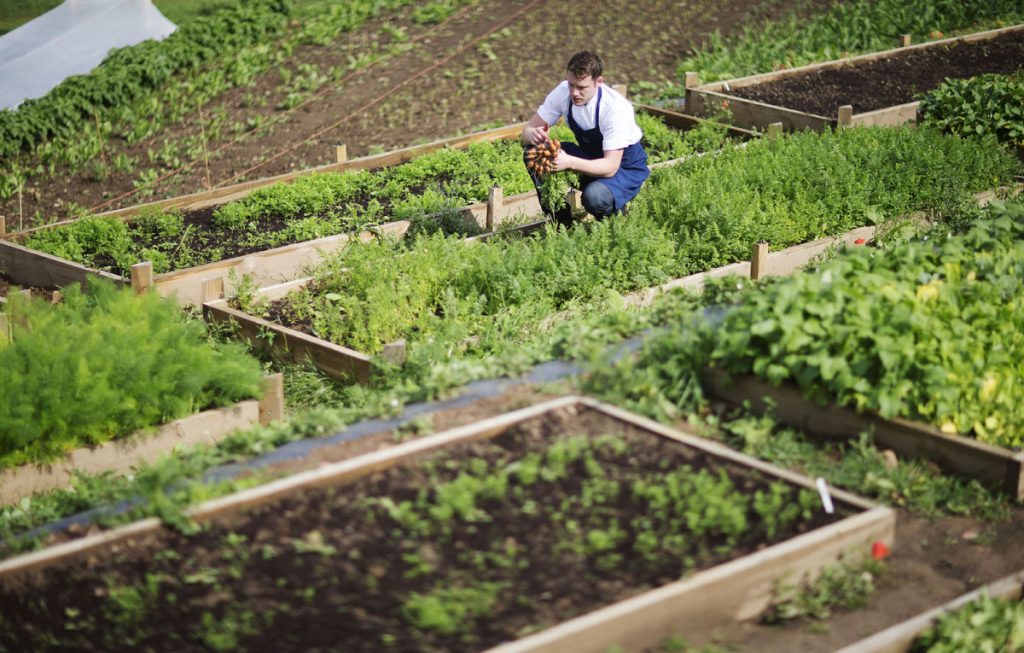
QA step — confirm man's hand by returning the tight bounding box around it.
[522,113,551,146]
[552,149,574,173]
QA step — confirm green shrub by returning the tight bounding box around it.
[0,281,263,467]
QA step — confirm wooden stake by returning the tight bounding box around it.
[50,290,61,305]
[750,241,769,280]
[0,216,5,237]
[837,105,854,127]
[335,144,348,165]
[381,339,407,366]
[130,261,153,295]
[486,185,503,231]
[0,313,8,345]
[684,72,700,88]
[201,277,225,303]
[766,122,783,139]
[567,189,583,213]
[611,84,628,98]
[259,373,285,426]
[900,33,912,47]
[10,289,30,329]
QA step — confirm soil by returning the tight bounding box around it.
[0,404,849,652]
[0,273,53,300]
[725,28,1024,117]
[1,0,824,226]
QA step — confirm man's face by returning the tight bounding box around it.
[567,72,602,106]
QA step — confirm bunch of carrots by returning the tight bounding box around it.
[525,138,561,176]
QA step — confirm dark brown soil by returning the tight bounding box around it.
[0,273,53,300]
[0,405,849,652]
[725,29,1024,117]
[1,0,820,226]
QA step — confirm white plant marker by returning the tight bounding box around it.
[816,477,835,514]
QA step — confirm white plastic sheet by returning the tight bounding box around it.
[0,0,176,110]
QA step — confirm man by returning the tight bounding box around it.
[522,50,650,223]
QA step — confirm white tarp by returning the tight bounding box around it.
[0,0,176,110]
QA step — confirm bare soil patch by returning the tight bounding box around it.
[0,403,848,652]
[2,0,817,225]
[725,28,1024,117]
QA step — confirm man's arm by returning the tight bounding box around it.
[554,147,623,178]
[521,113,551,146]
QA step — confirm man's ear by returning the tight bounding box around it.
[595,76,604,86]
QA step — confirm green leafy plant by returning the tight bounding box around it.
[918,71,1024,151]
[911,592,1024,652]
[0,280,263,467]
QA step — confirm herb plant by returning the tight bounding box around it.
[0,280,263,468]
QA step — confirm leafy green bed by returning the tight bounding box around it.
[592,200,1024,450]
[21,115,728,275]
[259,127,1019,356]
[919,70,1024,150]
[911,592,1024,652]
[0,281,263,468]
[675,0,1024,83]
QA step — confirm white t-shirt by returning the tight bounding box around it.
[536,81,643,151]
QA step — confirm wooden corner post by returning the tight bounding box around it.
[684,72,700,88]
[335,144,348,165]
[131,262,154,295]
[611,84,628,97]
[0,216,5,237]
[750,241,769,280]
[486,185,503,231]
[0,313,9,345]
[838,105,854,127]
[259,373,285,426]
[901,33,912,47]
[766,122,783,139]
[201,277,225,303]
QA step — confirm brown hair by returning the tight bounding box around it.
[566,51,603,80]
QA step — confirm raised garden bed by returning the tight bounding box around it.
[685,24,1024,131]
[0,374,283,507]
[206,223,878,384]
[836,568,1024,652]
[0,108,746,306]
[0,396,894,652]
[699,196,1024,497]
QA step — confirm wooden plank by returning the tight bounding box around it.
[202,300,374,383]
[488,508,893,653]
[836,570,1024,653]
[634,103,761,140]
[688,88,833,131]
[0,239,123,289]
[701,368,1024,498]
[0,400,260,507]
[151,219,411,305]
[763,225,876,277]
[851,101,920,128]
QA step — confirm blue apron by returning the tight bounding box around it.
[563,86,650,211]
